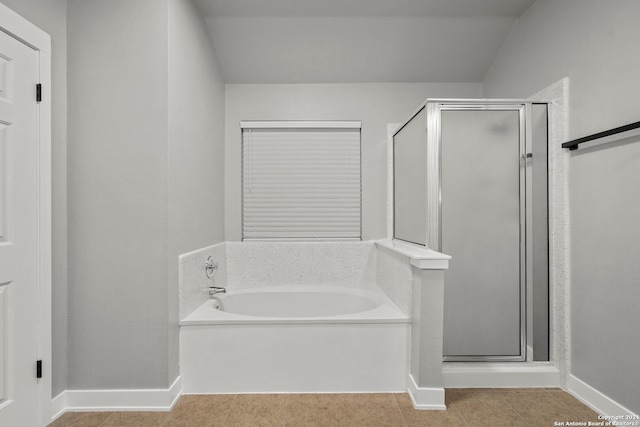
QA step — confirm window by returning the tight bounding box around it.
[241,121,361,240]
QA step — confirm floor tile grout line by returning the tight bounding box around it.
[447,390,472,426]
[281,394,289,427]
[541,387,600,420]
[508,400,535,427]
[496,389,570,427]
[451,404,470,426]
[390,393,409,427]
[556,397,597,421]
[97,411,116,427]
[450,389,524,426]
[449,405,471,426]
[220,394,238,427]
[501,389,543,427]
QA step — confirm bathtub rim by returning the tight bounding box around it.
[179,284,409,326]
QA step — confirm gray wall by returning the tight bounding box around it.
[66,0,225,390]
[484,0,640,413]
[167,0,226,384]
[224,83,483,241]
[0,0,68,397]
[67,0,170,389]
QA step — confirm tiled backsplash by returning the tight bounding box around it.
[225,242,376,289]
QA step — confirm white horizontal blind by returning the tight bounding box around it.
[242,125,361,240]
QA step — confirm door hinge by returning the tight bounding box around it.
[36,360,42,379]
[36,84,42,102]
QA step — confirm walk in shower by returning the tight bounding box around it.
[393,100,549,362]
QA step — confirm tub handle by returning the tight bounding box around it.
[205,256,218,278]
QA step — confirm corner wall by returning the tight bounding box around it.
[483,0,640,414]
[168,0,226,384]
[67,0,170,389]
[66,0,226,391]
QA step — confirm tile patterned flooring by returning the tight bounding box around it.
[49,388,602,427]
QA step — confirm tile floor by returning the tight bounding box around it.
[49,388,602,427]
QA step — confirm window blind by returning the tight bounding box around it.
[241,123,361,240]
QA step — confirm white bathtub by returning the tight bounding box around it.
[181,285,406,324]
[179,285,410,393]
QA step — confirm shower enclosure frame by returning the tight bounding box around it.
[393,99,548,363]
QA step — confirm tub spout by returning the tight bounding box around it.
[208,286,226,297]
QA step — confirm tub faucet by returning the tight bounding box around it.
[208,286,226,297]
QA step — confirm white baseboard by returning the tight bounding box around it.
[51,391,67,422]
[50,376,182,422]
[443,363,560,388]
[406,374,446,410]
[567,375,638,419]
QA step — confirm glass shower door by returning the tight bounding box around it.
[440,107,525,361]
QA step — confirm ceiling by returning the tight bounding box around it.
[192,0,537,84]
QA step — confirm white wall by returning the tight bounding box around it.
[224,83,483,241]
[0,0,68,397]
[67,0,170,389]
[168,0,225,384]
[484,0,640,413]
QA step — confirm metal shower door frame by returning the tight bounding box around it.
[429,100,528,363]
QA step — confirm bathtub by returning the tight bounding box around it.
[179,285,410,393]
[182,285,406,324]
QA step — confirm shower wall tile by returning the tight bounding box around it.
[225,241,377,289]
[375,243,413,315]
[179,242,226,319]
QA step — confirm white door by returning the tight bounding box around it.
[0,28,41,427]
